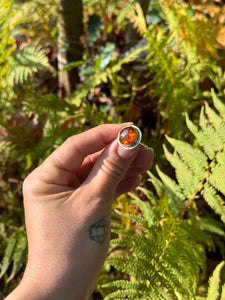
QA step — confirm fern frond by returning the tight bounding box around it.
[206,261,225,300]
[203,183,225,223]
[129,194,157,227]
[166,136,207,182]
[71,45,147,106]
[9,44,53,84]
[155,166,185,215]
[204,101,225,145]
[165,94,225,223]
[7,232,27,282]
[116,2,135,27]
[208,151,225,195]
[199,107,224,152]
[104,286,142,300]
[185,114,215,159]
[0,226,27,282]
[113,207,150,234]
[212,89,225,120]
[127,2,147,36]
[104,198,204,299]
[147,170,164,198]
[137,186,158,205]
[163,144,199,198]
[0,234,17,279]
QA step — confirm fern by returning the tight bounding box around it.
[15,0,57,47]
[70,44,147,107]
[126,2,147,36]
[0,225,27,282]
[102,196,205,299]
[101,93,225,299]
[8,44,53,84]
[206,261,225,300]
[157,92,225,223]
[0,0,21,100]
[143,0,225,137]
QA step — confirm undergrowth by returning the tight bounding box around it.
[1,0,225,298]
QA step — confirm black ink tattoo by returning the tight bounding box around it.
[89,219,108,244]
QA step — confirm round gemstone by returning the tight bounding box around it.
[119,126,138,146]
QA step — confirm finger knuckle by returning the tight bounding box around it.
[100,158,124,181]
[23,169,40,195]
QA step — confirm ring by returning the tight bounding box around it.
[117,125,142,150]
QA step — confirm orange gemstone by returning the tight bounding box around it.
[119,126,137,146]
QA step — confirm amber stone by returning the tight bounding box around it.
[119,126,138,146]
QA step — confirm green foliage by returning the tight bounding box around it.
[1,0,225,297]
[102,195,205,299]
[0,0,20,100]
[144,0,224,137]
[8,44,53,84]
[206,261,225,300]
[0,224,27,284]
[159,92,225,223]
[100,93,225,299]
[15,0,57,46]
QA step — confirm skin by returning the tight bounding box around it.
[6,123,154,300]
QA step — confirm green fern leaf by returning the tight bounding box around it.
[208,152,225,195]
[203,183,225,223]
[129,195,157,227]
[104,287,142,300]
[163,144,198,198]
[9,44,53,84]
[147,171,165,198]
[7,233,27,282]
[156,165,185,215]
[204,101,225,146]
[206,261,225,300]
[137,186,158,206]
[104,197,204,299]
[0,234,17,278]
[166,136,207,182]
[211,89,225,120]
[186,114,215,159]
[221,284,225,300]
[199,107,224,152]
[0,226,27,282]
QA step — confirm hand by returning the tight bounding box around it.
[6,124,154,300]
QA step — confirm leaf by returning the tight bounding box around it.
[8,44,53,84]
[156,165,185,215]
[59,60,83,72]
[88,14,102,46]
[166,136,207,182]
[0,234,17,278]
[104,192,204,299]
[212,89,225,120]
[186,114,215,159]
[203,183,225,224]
[97,43,115,71]
[163,144,198,198]
[7,234,27,282]
[206,261,225,300]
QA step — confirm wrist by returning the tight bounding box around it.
[6,267,90,300]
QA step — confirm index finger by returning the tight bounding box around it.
[46,123,132,172]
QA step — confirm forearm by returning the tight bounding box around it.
[5,216,110,300]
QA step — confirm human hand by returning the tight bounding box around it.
[6,124,154,300]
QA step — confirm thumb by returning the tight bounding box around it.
[85,139,139,197]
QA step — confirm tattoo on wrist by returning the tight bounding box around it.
[89,218,108,244]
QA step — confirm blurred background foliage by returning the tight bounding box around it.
[0,0,225,298]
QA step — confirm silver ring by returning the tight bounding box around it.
[117,125,142,150]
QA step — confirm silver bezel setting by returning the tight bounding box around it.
[117,125,142,150]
